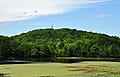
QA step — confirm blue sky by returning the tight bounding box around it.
[0,0,120,37]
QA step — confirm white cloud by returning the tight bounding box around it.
[0,0,110,22]
[93,14,109,19]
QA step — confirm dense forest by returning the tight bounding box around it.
[0,28,120,60]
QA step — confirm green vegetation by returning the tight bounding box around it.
[0,61,120,77]
[0,28,120,60]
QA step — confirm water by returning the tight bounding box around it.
[0,57,119,64]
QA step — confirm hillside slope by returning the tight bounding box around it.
[0,28,120,59]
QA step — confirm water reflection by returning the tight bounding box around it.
[0,57,119,64]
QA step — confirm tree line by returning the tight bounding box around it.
[0,28,120,60]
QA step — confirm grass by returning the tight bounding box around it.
[0,61,120,77]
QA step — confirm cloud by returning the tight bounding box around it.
[0,0,110,22]
[93,14,109,19]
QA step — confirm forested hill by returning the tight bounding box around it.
[0,28,120,59]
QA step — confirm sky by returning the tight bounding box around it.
[0,0,120,37]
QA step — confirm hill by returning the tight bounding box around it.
[0,28,120,60]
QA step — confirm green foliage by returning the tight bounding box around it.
[0,28,120,59]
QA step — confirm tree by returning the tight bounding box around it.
[109,44,120,58]
[0,28,120,60]
[90,44,100,57]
